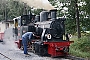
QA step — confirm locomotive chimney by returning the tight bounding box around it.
[35,15,40,22]
[40,11,48,22]
[50,9,57,19]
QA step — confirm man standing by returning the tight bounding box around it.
[22,32,33,56]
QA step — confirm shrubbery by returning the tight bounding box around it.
[69,34,90,58]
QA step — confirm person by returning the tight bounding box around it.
[22,32,33,56]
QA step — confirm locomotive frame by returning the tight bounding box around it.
[13,9,74,57]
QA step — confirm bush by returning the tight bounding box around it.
[69,36,90,58]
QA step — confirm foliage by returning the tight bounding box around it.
[84,0,90,15]
[0,0,43,21]
[82,0,90,30]
[65,1,76,34]
[0,0,23,20]
[70,35,90,58]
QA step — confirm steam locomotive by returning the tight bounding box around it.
[13,9,73,57]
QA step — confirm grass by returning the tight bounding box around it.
[69,34,90,58]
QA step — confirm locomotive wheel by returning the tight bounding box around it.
[39,45,48,56]
[34,43,39,55]
[34,43,48,56]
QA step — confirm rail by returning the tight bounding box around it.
[0,52,12,60]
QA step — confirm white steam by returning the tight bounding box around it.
[3,28,19,50]
[17,0,55,10]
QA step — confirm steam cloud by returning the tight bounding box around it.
[17,0,55,10]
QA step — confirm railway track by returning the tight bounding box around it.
[0,52,12,60]
[0,51,86,60]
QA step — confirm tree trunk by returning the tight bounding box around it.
[75,0,81,38]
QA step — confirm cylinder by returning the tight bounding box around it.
[40,11,48,22]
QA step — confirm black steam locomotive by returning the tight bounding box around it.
[13,9,73,57]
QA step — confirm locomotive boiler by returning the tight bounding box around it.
[13,9,73,57]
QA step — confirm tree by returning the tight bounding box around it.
[75,0,81,38]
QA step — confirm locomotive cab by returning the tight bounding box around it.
[14,14,36,48]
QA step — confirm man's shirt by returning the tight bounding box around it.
[22,32,33,40]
